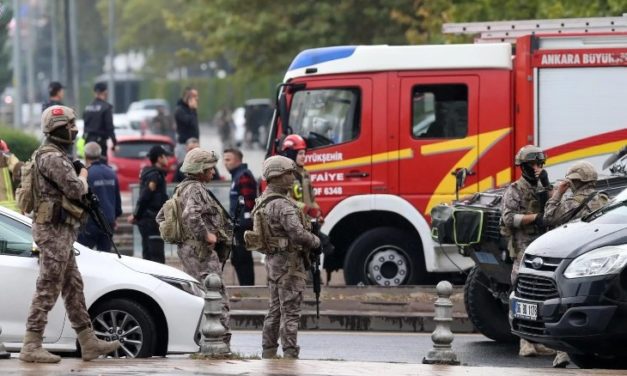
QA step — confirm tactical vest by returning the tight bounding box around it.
[245,193,310,254]
[499,180,543,239]
[572,190,609,216]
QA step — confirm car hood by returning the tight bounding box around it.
[112,253,197,282]
[526,221,627,259]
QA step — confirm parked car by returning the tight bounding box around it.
[113,113,142,137]
[108,135,177,191]
[510,187,627,369]
[0,207,203,358]
[127,99,170,114]
[126,109,158,136]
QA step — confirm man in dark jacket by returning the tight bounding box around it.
[127,145,170,263]
[41,81,65,113]
[174,87,199,162]
[83,82,116,159]
[223,148,257,285]
[77,142,122,251]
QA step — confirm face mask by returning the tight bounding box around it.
[521,163,538,185]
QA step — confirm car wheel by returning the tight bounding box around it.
[569,353,626,369]
[343,227,425,286]
[464,266,517,342]
[89,298,156,358]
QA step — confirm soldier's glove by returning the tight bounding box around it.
[538,170,551,189]
[72,160,86,174]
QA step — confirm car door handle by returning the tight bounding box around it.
[345,171,369,178]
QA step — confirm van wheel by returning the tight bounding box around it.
[343,227,425,286]
[88,298,156,358]
[464,266,516,342]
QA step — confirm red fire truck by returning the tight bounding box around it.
[266,15,627,286]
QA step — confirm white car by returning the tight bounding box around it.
[0,207,204,358]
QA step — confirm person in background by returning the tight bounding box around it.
[174,87,199,162]
[83,82,116,160]
[127,145,170,263]
[41,81,64,113]
[77,142,122,252]
[174,137,221,183]
[0,139,22,211]
[223,148,257,285]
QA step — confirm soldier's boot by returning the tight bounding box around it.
[77,328,121,361]
[534,343,557,356]
[553,351,570,368]
[262,347,278,359]
[518,339,537,357]
[19,331,61,363]
[283,348,299,359]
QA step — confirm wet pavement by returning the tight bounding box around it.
[2,357,627,376]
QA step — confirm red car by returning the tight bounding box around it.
[108,135,177,191]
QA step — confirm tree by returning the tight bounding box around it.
[0,5,12,95]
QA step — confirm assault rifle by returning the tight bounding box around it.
[83,190,122,259]
[205,188,238,271]
[310,220,323,319]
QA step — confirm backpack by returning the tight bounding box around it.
[156,181,193,244]
[244,194,291,254]
[15,146,55,214]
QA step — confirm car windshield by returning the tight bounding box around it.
[0,214,33,257]
[583,198,627,224]
[116,142,173,159]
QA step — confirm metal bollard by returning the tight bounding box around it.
[0,326,10,359]
[199,273,231,356]
[423,280,460,365]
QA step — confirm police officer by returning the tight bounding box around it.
[83,82,116,159]
[41,81,64,112]
[543,161,608,368]
[128,145,170,263]
[20,106,120,363]
[176,148,232,347]
[77,142,122,252]
[0,139,22,211]
[501,145,555,357]
[258,156,320,359]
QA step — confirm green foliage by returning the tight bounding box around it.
[0,127,41,161]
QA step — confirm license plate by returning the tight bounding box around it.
[513,300,538,320]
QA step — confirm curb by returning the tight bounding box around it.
[231,309,474,333]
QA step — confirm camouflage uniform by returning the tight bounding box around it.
[501,177,544,284]
[542,161,607,368]
[176,149,231,345]
[259,156,320,359]
[26,142,91,334]
[21,105,120,363]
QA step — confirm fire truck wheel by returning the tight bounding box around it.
[464,266,517,342]
[343,227,425,286]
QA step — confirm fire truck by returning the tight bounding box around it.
[266,15,627,287]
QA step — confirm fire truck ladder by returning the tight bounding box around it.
[443,14,627,42]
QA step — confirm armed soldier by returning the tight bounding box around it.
[543,161,608,367]
[174,148,232,348]
[19,106,120,363]
[501,145,555,357]
[247,156,320,359]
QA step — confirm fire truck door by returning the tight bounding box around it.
[287,78,373,212]
[398,75,480,214]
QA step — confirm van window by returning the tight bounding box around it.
[289,88,360,148]
[412,84,468,139]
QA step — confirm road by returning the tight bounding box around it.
[230,331,565,368]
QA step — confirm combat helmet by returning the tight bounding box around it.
[515,145,546,166]
[566,161,598,182]
[262,155,296,180]
[181,148,218,174]
[41,105,78,144]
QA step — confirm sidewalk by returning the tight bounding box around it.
[1,357,624,376]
